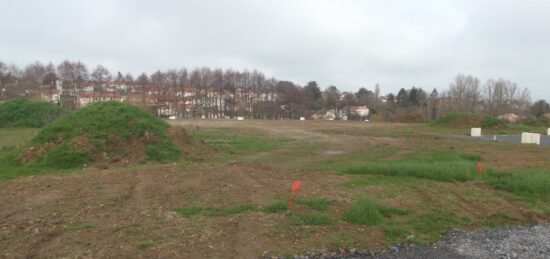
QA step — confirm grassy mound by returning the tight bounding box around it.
[17,101,181,169]
[434,112,506,129]
[0,98,64,128]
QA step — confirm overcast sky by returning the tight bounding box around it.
[1,0,549,100]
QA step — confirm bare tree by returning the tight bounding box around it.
[137,73,149,107]
[43,63,57,86]
[483,79,530,116]
[23,61,46,88]
[90,65,112,103]
[448,74,481,113]
[91,65,112,84]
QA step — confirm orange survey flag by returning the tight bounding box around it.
[288,180,301,207]
[476,162,483,177]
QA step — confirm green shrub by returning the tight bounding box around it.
[42,144,90,169]
[481,116,507,129]
[0,98,63,128]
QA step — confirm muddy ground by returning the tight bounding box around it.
[1,120,549,258]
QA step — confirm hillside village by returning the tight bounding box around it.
[2,79,371,120]
[2,61,548,123]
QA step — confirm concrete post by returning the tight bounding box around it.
[471,128,481,137]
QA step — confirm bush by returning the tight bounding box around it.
[0,98,63,128]
[42,144,90,169]
[481,116,507,129]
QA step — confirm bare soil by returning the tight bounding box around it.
[1,120,549,258]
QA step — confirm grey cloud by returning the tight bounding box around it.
[1,0,549,100]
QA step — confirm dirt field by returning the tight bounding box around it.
[1,120,549,258]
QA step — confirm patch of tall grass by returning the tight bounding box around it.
[342,150,480,182]
[341,197,407,226]
[484,168,550,201]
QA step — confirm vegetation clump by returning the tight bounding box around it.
[0,98,64,128]
[484,168,550,201]
[16,101,181,169]
[342,150,480,182]
[341,197,407,226]
[433,112,506,129]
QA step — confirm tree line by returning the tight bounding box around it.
[1,60,548,121]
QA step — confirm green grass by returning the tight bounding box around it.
[381,210,470,245]
[381,223,411,244]
[203,204,256,217]
[173,204,256,217]
[341,197,407,226]
[193,130,284,154]
[310,147,398,172]
[42,144,90,169]
[173,207,202,218]
[409,211,470,240]
[342,150,480,182]
[484,168,550,201]
[294,198,332,211]
[289,213,335,226]
[0,98,64,128]
[480,211,522,227]
[0,128,38,149]
[137,240,155,249]
[0,148,64,181]
[64,220,95,230]
[263,201,288,213]
[342,175,421,188]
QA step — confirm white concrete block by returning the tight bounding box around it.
[471,128,482,137]
[547,128,550,135]
[531,133,541,145]
[300,117,305,121]
[521,132,531,144]
[522,132,540,145]
[237,116,244,121]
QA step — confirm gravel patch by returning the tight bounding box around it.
[262,224,550,259]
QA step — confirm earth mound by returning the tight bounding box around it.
[434,112,506,129]
[20,101,182,169]
[0,98,64,128]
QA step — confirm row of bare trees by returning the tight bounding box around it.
[0,61,546,121]
[437,74,532,117]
